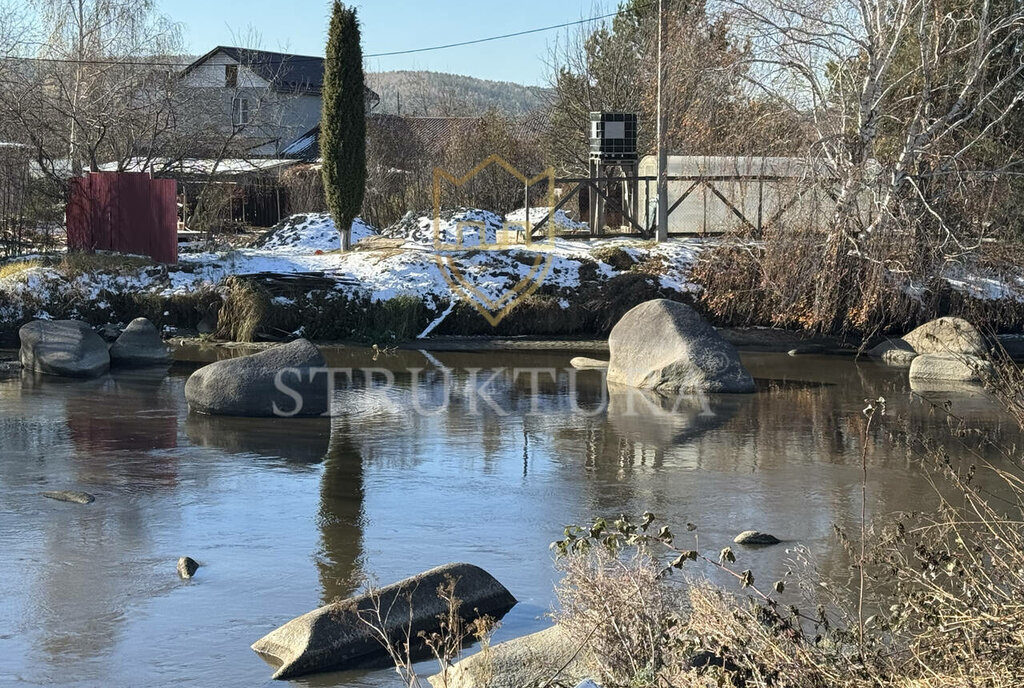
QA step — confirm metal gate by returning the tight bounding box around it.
[67,172,178,263]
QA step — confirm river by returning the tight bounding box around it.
[0,345,1015,687]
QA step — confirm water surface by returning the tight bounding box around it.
[0,346,1015,687]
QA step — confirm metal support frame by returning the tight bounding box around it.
[533,174,839,240]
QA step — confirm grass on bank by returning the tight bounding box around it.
[0,259,42,281]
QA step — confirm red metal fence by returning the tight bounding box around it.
[67,172,177,263]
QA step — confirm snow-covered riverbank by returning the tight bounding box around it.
[0,210,707,342]
[2,209,1022,343]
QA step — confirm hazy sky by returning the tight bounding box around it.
[154,0,618,85]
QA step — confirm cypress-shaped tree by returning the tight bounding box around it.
[321,1,366,251]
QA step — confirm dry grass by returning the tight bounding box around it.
[552,366,1024,688]
[0,259,42,280]
[214,277,281,342]
[57,251,155,275]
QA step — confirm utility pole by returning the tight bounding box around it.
[655,0,669,242]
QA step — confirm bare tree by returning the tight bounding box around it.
[716,0,1024,330]
[0,0,185,179]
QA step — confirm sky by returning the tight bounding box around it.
[153,0,618,86]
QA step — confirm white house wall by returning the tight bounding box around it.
[180,51,321,155]
[180,51,271,89]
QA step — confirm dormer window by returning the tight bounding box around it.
[225,64,238,88]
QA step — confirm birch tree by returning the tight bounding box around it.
[716,0,1024,330]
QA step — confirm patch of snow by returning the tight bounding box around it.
[259,213,376,252]
[0,210,710,328]
[382,208,506,248]
[505,206,589,234]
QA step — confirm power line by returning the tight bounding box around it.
[0,4,639,68]
[364,6,635,58]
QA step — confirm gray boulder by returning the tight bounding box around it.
[431,624,589,688]
[909,353,992,384]
[734,530,781,545]
[866,339,918,367]
[607,300,754,394]
[184,339,328,417]
[904,317,985,356]
[252,562,516,680]
[570,356,609,370]
[109,318,170,367]
[19,319,109,378]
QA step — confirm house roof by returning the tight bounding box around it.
[98,157,300,176]
[183,46,380,103]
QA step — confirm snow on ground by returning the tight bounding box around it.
[6,209,1024,335]
[381,208,507,248]
[943,263,1024,301]
[505,206,589,234]
[0,211,708,326]
[257,213,376,252]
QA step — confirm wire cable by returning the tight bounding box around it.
[0,3,640,67]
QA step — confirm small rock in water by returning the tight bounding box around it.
[177,556,200,579]
[41,490,95,505]
[569,356,609,370]
[734,530,780,545]
[787,345,824,356]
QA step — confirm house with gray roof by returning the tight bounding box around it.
[181,46,380,157]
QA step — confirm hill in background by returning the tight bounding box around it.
[367,70,550,117]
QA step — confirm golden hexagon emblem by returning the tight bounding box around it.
[432,155,557,326]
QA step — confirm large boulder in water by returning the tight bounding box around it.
[109,318,170,367]
[19,319,109,378]
[903,317,985,356]
[606,300,754,393]
[431,625,590,688]
[184,339,328,417]
[251,562,517,679]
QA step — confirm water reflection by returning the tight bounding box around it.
[605,383,740,455]
[185,414,331,467]
[317,427,365,604]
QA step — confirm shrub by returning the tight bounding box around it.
[551,385,1024,688]
[591,245,636,272]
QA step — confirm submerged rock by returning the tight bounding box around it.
[607,300,754,394]
[19,319,110,378]
[903,317,985,356]
[734,530,780,545]
[110,318,170,367]
[42,490,95,504]
[185,339,328,417]
[866,339,918,367]
[569,356,609,370]
[431,625,589,688]
[786,344,825,356]
[177,556,200,579]
[909,353,992,384]
[252,562,517,680]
